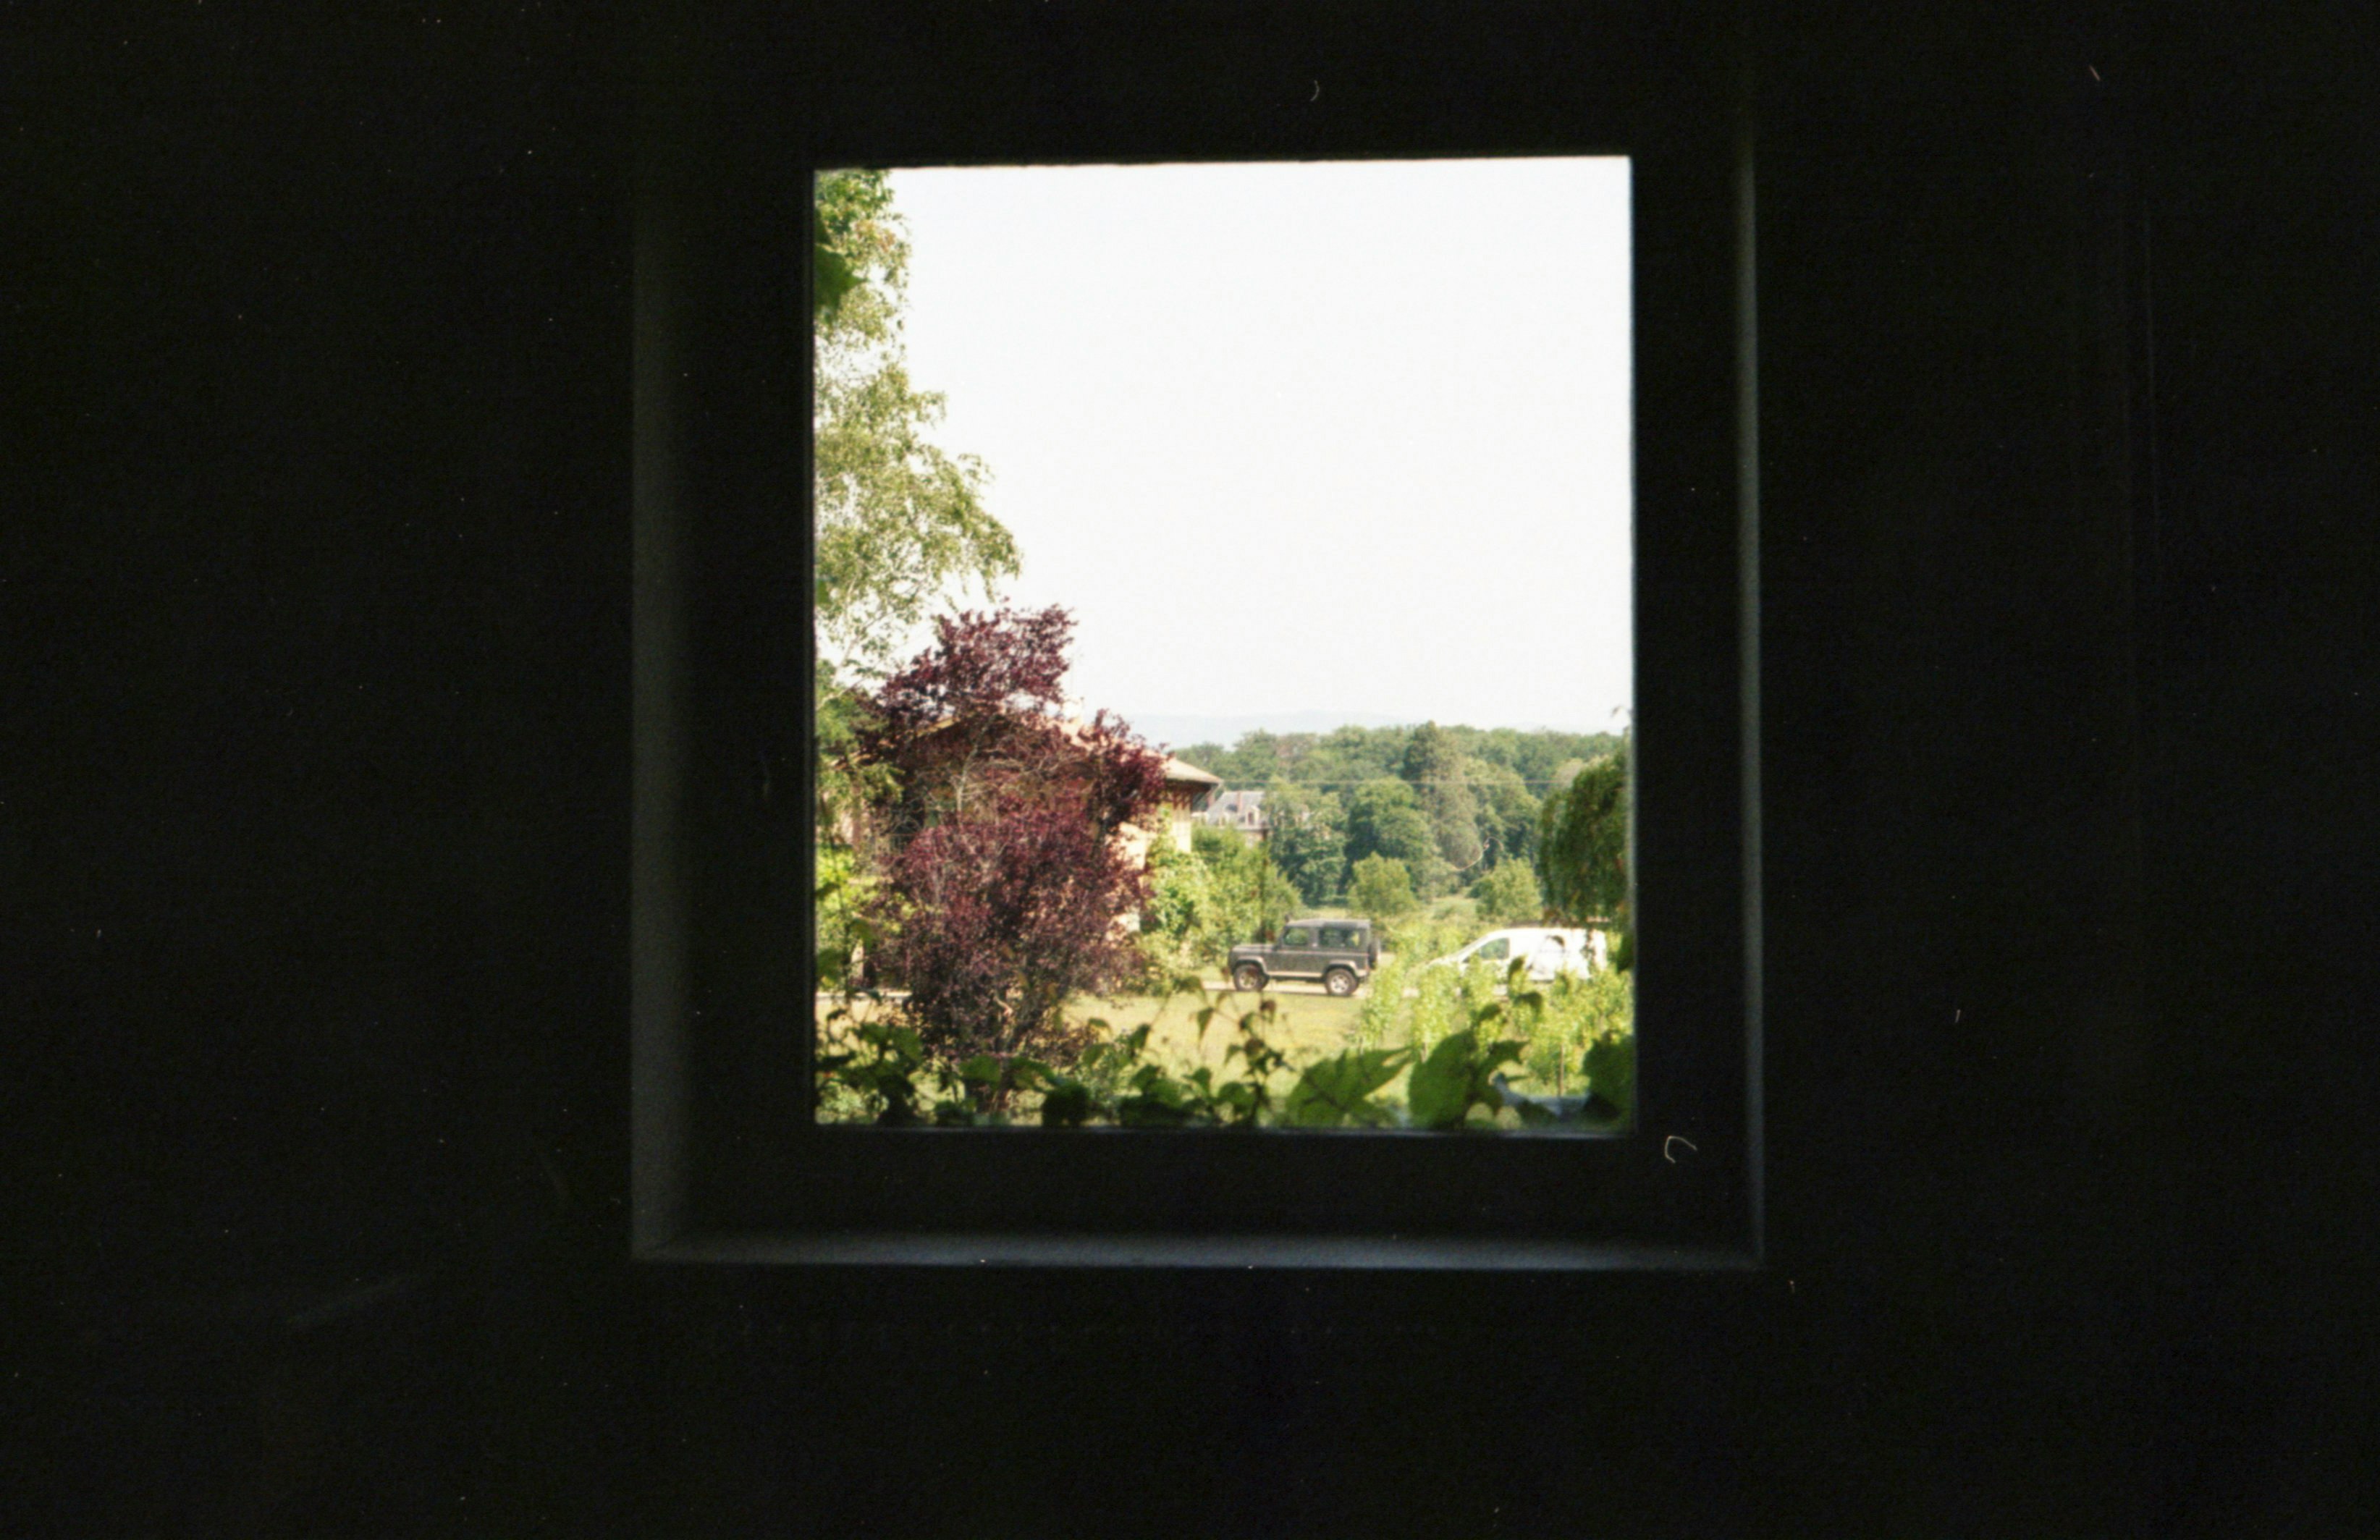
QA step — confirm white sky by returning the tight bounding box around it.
[885,157,1633,736]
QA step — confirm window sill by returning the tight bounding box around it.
[643,1231,1759,1272]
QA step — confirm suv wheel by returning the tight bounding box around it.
[1231,962,1267,993]
[1322,967,1358,997]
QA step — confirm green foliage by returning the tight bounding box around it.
[1536,741,1629,946]
[1261,782,1348,905]
[813,842,887,991]
[1513,966,1633,1104]
[1406,1028,1527,1129]
[812,203,863,321]
[1189,823,1242,863]
[1467,758,1541,867]
[1349,855,1419,922]
[1381,910,1480,976]
[813,169,1018,676]
[1141,832,1299,970]
[1283,1046,1412,1128]
[1400,722,1485,879]
[1345,778,1436,875]
[821,995,1415,1129]
[1168,724,1620,809]
[819,954,1626,1130]
[1579,1029,1635,1125]
[1469,859,1542,925]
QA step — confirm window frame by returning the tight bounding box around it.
[633,1,1760,1270]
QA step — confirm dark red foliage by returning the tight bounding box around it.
[851,607,1168,1066]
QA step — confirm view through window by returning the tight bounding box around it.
[813,158,1634,1132]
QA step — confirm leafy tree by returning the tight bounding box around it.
[1262,782,1348,905]
[1296,724,1409,789]
[1229,729,1285,784]
[1212,835,1301,942]
[1349,854,1419,922]
[1470,859,1542,925]
[1467,757,1540,867]
[848,606,1168,1069]
[1172,741,1229,777]
[1345,778,1435,870]
[1401,722,1485,877]
[1189,822,1244,865]
[813,169,1018,678]
[1536,743,1629,953]
[1142,832,1299,968]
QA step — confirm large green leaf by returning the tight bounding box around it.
[1407,1031,1481,1128]
[1283,1047,1409,1128]
[1581,1033,1635,1125]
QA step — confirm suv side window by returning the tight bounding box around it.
[1319,926,1354,949]
[1280,927,1313,948]
[1474,936,1511,961]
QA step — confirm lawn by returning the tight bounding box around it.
[1061,986,1368,1075]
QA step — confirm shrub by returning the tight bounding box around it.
[1142,832,1299,971]
[1470,859,1542,925]
[1349,854,1419,921]
[847,606,1168,1075]
[1513,966,1633,1096]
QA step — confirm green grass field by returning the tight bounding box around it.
[1061,987,1367,1075]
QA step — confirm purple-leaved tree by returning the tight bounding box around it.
[851,607,1168,1075]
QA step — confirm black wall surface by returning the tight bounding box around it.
[12,5,2380,1534]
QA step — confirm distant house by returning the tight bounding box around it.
[1199,787,1269,842]
[1152,756,1224,854]
[1116,754,1222,878]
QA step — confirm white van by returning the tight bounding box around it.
[1431,926,1605,982]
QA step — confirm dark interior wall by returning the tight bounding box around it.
[13,5,2379,1534]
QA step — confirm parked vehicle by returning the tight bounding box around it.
[1430,926,1603,982]
[1227,918,1377,997]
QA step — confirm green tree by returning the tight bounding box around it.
[1400,722,1485,878]
[1210,835,1300,942]
[1536,743,1629,946]
[1470,859,1542,925]
[1262,782,1347,905]
[1144,829,1298,965]
[1345,778,1437,876]
[1467,757,1540,867]
[813,169,1018,678]
[1349,854,1419,922]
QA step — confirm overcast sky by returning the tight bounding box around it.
[884,157,1633,740]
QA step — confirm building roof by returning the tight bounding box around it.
[1162,756,1223,786]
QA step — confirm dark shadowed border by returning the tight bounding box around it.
[633,0,1758,1268]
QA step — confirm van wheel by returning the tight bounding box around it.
[1323,968,1358,997]
[1232,963,1267,993]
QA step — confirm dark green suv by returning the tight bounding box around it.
[1227,918,1377,997]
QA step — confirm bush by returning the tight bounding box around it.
[1142,832,1299,971]
[1470,860,1541,925]
[1380,911,1475,970]
[1349,854,1419,921]
[1511,966,1633,1096]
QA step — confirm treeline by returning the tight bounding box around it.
[1167,721,1626,919]
[1174,723,1622,797]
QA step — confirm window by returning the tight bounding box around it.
[634,3,1759,1268]
[811,155,1633,1133]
